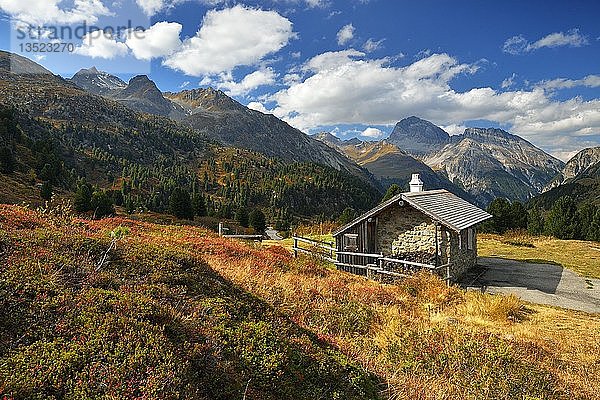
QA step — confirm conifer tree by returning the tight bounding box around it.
[249,209,266,233]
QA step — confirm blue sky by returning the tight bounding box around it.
[1,0,599,160]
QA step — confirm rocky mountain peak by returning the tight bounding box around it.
[0,50,52,75]
[166,87,245,112]
[70,67,126,95]
[544,146,600,191]
[460,127,519,144]
[388,116,450,155]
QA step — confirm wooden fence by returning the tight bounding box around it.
[292,236,452,283]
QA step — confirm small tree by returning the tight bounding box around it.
[40,181,53,201]
[545,195,578,239]
[338,207,357,225]
[0,146,15,174]
[381,184,401,203]
[74,180,92,212]
[192,193,207,217]
[91,190,115,219]
[235,207,249,227]
[249,209,266,233]
[169,188,193,220]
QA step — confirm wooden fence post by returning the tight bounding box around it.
[293,237,298,258]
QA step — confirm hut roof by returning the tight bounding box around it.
[333,189,492,236]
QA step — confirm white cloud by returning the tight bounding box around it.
[74,30,129,59]
[336,23,355,45]
[136,0,165,15]
[163,5,295,76]
[501,73,517,89]
[0,0,111,24]
[503,29,588,54]
[247,101,272,114]
[529,29,588,50]
[270,51,600,158]
[440,124,467,136]
[361,127,384,138]
[537,74,600,91]
[216,68,277,96]
[126,21,182,60]
[363,38,384,52]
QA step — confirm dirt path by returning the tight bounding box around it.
[461,258,600,313]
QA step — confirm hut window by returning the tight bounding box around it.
[343,234,358,251]
[467,228,474,250]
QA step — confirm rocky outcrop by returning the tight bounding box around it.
[544,147,600,191]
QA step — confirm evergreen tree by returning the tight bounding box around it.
[192,193,207,217]
[0,146,15,174]
[249,209,266,233]
[576,203,597,241]
[169,188,193,220]
[588,209,600,242]
[74,180,93,213]
[510,201,528,230]
[91,190,115,219]
[485,198,513,233]
[338,207,357,225]
[381,184,401,203]
[40,181,53,201]
[545,195,578,239]
[235,207,249,227]
[527,207,545,236]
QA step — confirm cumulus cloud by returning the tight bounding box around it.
[126,22,182,60]
[216,68,277,96]
[361,127,384,138]
[163,5,295,76]
[336,23,355,45]
[74,30,129,59]
[270,50,600,158]
[503,29,588,54]
[0,0,111,24]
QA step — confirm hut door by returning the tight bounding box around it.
[366,218,377,253]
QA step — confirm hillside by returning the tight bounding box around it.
[166,89,374,181]
[68,66,375,184]
[530,160,600,209]
[315,134,475,202]
[1,205,599,399]
[544,146,600,191]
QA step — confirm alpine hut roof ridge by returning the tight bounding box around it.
[333,189,492,236]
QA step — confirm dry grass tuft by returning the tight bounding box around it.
[458,291,530,324]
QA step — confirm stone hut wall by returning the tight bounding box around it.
[376,204,477,280]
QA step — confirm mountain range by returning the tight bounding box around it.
[0,51,380,222]
[0,51,595,217]
[318,117,565,205]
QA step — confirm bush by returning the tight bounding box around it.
[90,190,115,219]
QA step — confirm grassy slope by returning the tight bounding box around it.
[479,232,600,279]
[1,206,599,399]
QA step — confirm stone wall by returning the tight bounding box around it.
[447,229,477,279]
[376,203,477,280]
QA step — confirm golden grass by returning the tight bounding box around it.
[5,205,599,399]
[479,232,600,279]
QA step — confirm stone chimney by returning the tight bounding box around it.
[409,173,424,192]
